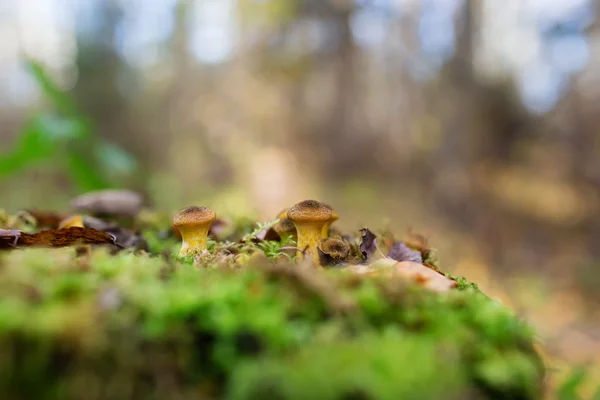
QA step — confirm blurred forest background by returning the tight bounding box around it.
[1,0,600,396]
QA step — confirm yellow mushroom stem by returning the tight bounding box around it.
[321,221,332,238]
[321,211,339,238]
[295,222,328,265]
[178,224,211,257]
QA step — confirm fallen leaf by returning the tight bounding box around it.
[1,227,119,249]
[70,189,143,217]
[0,229,21,248]
[404,228,429,251]
[380,229,396,253]
[387,241,423,263]
[82,216,147,251]
[358,228,377,260]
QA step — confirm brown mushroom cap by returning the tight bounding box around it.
[274,217,295,233]
[172,206,216,228]
[318,237,349,258]
[273,209,294,233]
[287,200,332,223]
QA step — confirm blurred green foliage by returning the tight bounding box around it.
[0,60,136,191]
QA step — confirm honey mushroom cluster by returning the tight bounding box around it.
[172,200,349,267]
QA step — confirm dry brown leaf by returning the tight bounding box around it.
[387,241,423,263]
[358,228,378,260]
[403,229,429,251]
[0,229,21,248]
[0,227,119,249]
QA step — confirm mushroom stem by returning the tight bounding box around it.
[287,200,332,267]
[178,225,211,256]
[172,206,216,257]
[321,222,332,238]
[296,222,328,264]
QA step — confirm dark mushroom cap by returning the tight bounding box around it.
[274,217,295,233]
[318,237,350,258]
[273,208,295,233]
[172,206,216,228]
[287,200,332,223]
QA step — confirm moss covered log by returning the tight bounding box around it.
[0,249,543,400]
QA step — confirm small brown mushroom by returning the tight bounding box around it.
[317,237,350,266]
[273,208,297,242]
[287,200,332,265]
[321,204,339,238]
[172,206,216,257]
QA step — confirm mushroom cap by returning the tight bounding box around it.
[287,200,332,223]
[274,217,295,233]
[70,189,144,216]
[272,208,295,234]
[318,237,349,258]
[172,206,216,228]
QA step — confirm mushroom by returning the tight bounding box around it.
[58,215,84,229]
[70,189,144,218]
[321,204,339,238]
[287,200,332,265]
[273,208,297,242]
[317,237,350,266]
[172,206,217,257]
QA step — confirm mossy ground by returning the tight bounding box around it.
[0,246,543,400]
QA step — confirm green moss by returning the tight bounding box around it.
[228,331,467,400]
[0,249,543,399]
[450,274,481,292]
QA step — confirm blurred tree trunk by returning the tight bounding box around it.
[321,5,365,177]
[73,1,128,152]
[71,1,151,191]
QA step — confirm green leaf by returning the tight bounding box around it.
[0,117,58,175]
[63,152,111,192]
